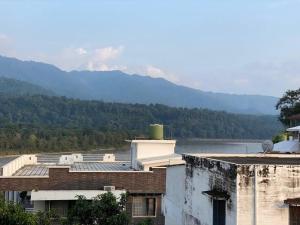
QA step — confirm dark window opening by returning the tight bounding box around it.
[213,199,226,225]
[132,197,156,217]
[290,206,300,225]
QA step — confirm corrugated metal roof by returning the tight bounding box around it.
[13,165,49,176]
[0,156,18,167]
[12,161,132,176]
[70,161,132,172]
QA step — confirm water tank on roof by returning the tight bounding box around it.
[149,124,164,140]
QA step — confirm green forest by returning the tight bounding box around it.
[0,94,282,154]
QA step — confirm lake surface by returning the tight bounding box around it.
[175,139,263,154]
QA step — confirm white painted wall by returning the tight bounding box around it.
[59,154,83,164]
[1,155,37,176]
[164,165,185,225]
[164,158,237,225]
[34,201,45,212]
[130,140,176,170]
[103,154,115,162]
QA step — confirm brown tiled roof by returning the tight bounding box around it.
[288,114,300,120]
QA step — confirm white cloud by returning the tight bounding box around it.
[141,65,179,83]
[145,65,166,77]
[93,46,124,61]
[87,62,127,71]
[0,33,13,56]
[0,34,8,41]
[83,46,125,71]
[75,47,87,55]
[38,45,125,72]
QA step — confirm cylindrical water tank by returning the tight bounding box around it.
[149,124,164,140]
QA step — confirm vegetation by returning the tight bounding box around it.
[0,193,127,225]
[276,88,300,125]
[272,133,287,144]
[137,219,153,225]
[65,192,128,225]
[0,94,282,154]
[0,196,51,225]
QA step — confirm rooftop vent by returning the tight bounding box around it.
[103,154,115,162]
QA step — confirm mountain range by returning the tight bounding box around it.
[0,55,278,115]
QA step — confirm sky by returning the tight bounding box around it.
[0,0,300,97]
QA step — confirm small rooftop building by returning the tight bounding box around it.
[164,153,300,225]
[288,114,300,127]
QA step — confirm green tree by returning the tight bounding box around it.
[0,196,36,225]
[276,88,300,125]
[66,192,129,225]
[272,133,287,144]
[137,218,153,225]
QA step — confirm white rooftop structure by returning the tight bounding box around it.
[31,190,125,201]
[287,126,300,132]
[273,140,300,152]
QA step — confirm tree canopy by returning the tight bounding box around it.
[0,196,51,225]
[276,88,300,125]
[0,94,282,154]
[66,192,128,225]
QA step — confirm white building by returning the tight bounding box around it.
[273,125,300,152]
[164,153,300,225]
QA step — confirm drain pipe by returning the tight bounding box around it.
[254,165,258,225]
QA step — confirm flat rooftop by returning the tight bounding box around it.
[209,156,300,165]
[184,153,300,165]
[12,161,132,176]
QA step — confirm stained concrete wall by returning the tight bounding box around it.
[165,156,238,225]
[237,164,300,225]
[165,155,300,225]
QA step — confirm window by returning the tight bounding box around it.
[290,206,300,225]
[132,197,156,217]
[213,200,226,225]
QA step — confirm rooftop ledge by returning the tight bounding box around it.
[127,139,176,144]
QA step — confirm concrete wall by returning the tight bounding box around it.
[34,201,46,212]
[165,156,238,225]
[237,164,300,225]
[164,165,185,225]
[1,155,37,176]
[183,156,237,225]
[130,140,176,170]
[59,154,83,164]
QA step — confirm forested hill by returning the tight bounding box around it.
[0,55,278,115]
[0,77,55,96]
[0,94,282,154]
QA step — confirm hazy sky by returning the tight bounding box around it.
[0,0,300,97]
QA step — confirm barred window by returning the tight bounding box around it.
[132,197,156,217]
